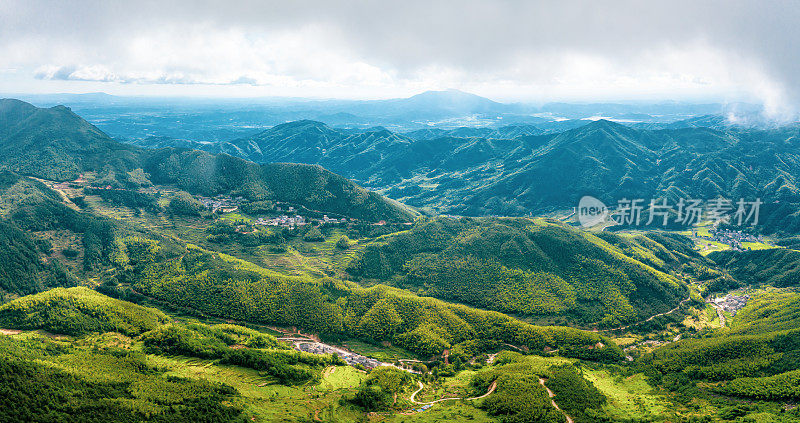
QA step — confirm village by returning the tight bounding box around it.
[295,341,383,368]
[700,228,765,251]
[198,195,351,227]
[711,293,750,316]
[197,196,246,213]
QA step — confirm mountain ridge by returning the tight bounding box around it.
[0,99,416,222]
[143,116,800,224]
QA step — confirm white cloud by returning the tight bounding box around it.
[0,0,798,115]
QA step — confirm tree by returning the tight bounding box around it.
[336,236,351,249]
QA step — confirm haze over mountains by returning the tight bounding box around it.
[6,93,800,231]
[10,89,765,141]
[0,99,416,222]
[128,112,800,223]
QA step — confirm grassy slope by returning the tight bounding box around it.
[0,287,168,336]
[346,217,689,327]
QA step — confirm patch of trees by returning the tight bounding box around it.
[0,335,244,422]
[641,292,800,401]
[351,366,414,411]
[545,364,607,423]
[0,220,76,297]
[239,200,275,215]
[206,220,287,247]
[141,323,283,358]
[336,236,351,249]
[2,177,122,271]
[715,369,800,400]
[141,322,341,384]
[168,192,205,216]
[85,187,161,213]
[474,366,565,422]
[710,249,800,288]
[471,358,610,423]
[347,217,687,327]
[0,287,167,336]
[120,239,623,362]
[302,226,325,242]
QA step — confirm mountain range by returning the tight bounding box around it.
[0,99,416,222]
[129,116,800,226]
[15,90,750,141]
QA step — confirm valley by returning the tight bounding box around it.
[2,99,800,423]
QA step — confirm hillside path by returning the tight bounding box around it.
[538,378,574,423]
[603,297,691,332]
[708,302,726,327]
[409,380,497,405]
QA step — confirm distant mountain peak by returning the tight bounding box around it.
[579,119,635,134]
[407,89,499,104]
[273,119,329,130]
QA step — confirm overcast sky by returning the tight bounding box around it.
[1,1,799,115]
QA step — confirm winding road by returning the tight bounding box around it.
[603,297,691,332]
[409,379,497,405]
[538,378,574,423]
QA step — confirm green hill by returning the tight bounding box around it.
[0,170,127,273]
[0,99,142,181]
[112,237,622,361]
[345,217,689,327]
[141,148,416,221]
[643,290,800,403]
[0,331,244,422]
[186,118,800,227]
[0,220,76,298]
[709,248,800,288]
[0,287,168,336]
[0,100,416,222]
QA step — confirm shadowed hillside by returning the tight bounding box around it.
[0,99,417,222]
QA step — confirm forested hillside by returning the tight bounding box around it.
[0,220,75,298]
[709,248,800,288]
[105,236,622,361]
[0,286,168,336]
[158,117,800,228]
[642,290,800,403]
[345,217,690,327]
[0,100,416,222]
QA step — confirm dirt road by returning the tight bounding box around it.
[539,377,574,423]
[409,380,497,405]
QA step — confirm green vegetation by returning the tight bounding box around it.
[0,170,126,272]
[545,364,606,423]
[0,100,417,223]
[336,235,351,249]
[710,248,800,288]
[640,289,800,421]
[715,369,800,400]
[141,323,284,358]
[302,226,325,242]
[0,219,76,297]
[347,217,687,327]
[0,287,168,336]
[199,118,800,226]
[470,354,575,423]
[0,331,246,422]
[85,186,162,213]
[351,366,414,411]
[141,322,342,385]
[120,238,622,360]
[14,98,800,421]
[167,191,205,216]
